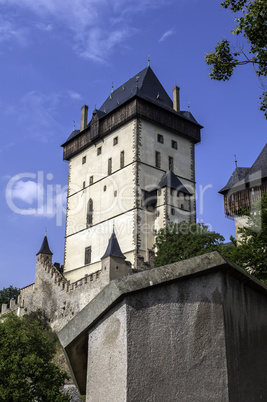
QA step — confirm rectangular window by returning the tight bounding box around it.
[97,146,102,155]
[171,208,175,215]
[169,156,173,171]
[155,151,161,168]
[82,156,86,164]
[89,176,93,185]
[83,181,85,189]
[157,134,164,144]
[108,158,112,175]
[85,246,91,265]
[120,151,125,168]
[113,136,118,146]
[171,140,177,150]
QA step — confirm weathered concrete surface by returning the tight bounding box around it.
[58,252,267,401]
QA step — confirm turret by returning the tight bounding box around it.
[36,234,53,263]
[101,230,131,280]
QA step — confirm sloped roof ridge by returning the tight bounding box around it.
[245,143,267,181]
[157,170,192,195]
[36,235,53,256]
[101,231,126,260]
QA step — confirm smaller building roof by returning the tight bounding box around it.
[36,235,53,256]
[219,143,267,194]
[157,170,192,195]
[219,167,250,194]
[101,231,126,260]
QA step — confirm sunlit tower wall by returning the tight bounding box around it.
[61,66,202,282]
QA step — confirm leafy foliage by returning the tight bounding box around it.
[153,221,225,267]
[0,312,70,401]
[205,0,267,117]
[221,192,267,282]
[0,286,20,310]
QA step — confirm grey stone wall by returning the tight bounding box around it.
[58,252,267,402]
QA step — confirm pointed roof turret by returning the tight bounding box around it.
[101,230,126,260]
[36,235,53,256]
[157,170,192,195]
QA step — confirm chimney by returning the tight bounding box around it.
[172,86,180,112]
[80,105,88,131]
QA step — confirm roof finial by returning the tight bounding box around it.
[73,120,75,130]
[111,82,114,93]
[188,101,190,112]
[148,54,150,67]
[234,154,237,168]
[45,227,47,236]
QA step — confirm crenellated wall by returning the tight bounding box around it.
[0,254,111,332]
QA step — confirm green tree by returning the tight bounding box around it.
[153,221,225,267]
[221,192,267,281]
[205,0,267,117]
[0,285,20,310]
[0,312,70,402]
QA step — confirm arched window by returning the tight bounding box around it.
[87,198,93,226]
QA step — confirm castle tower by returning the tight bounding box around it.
[62,66,202,282]
[101,229,131,281]
[36,234,53,262]
[219,143,267,241]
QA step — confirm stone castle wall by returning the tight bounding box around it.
[1,255,110,332]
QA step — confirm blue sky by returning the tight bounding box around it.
[1,0,266,289]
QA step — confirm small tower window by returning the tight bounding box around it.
[83,181,85,189]
[157,134,164,144]
[104,185,107,191]
[87,198,93,226]
[113,136,118,146]
[114,191,117,197]
[97,147,102,156]
[169,156,174,171]
[89,176,93,185]
[171,208,175,215]
[82,156,86,164]
[120,151,125,168]
[172,140,177,150]
[155,151,161,168]
[108,158,112,175]
[85,246,91,265]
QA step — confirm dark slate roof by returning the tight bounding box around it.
[36,235,53,256]
[218,167,250,194]
[65,129,80,143]
[63,66,201,145]
[219,143,267,194]
[101,231,126,260]
[157,170,192,195]
[99,66,173,115]
[247,143,267,180]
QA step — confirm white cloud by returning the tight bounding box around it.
[0,0,173,62]
[159,29,174,43]
[67,90,82,101]
[11,180,43,205]
[0,16,29,46]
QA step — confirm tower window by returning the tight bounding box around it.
[83,181,85,189]
[108,158,112,175]
[169,156,174,171]
[113,136,118,146]
[155,151,161,168]
[120,151,125,168]
[89,176,93,185]
[85,246,91,265]
[97,147,102,155]
[157,134,164,144]
[171,208,175,215]
[172,140,177,150]
[170,188,174,196]
[104,185,107,192]
[87,198,93,226]
[82,156,86,164]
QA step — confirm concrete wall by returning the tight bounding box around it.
[58,252,267,401]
